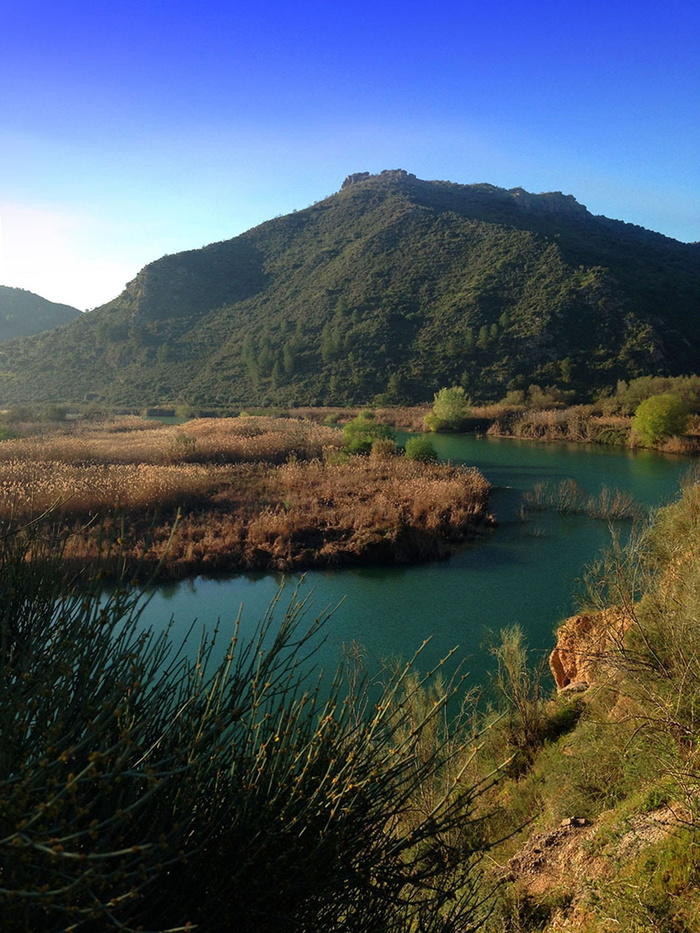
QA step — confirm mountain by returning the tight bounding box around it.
[1,170,698,408]
[0,286,81,343]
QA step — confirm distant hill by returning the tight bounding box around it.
[0,170,698,407]
[0,286,81,342]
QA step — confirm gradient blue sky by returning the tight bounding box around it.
[1,0,698,310]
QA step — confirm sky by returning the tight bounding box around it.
[1,0,698,311]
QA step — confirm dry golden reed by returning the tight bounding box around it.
[0,416,491,578]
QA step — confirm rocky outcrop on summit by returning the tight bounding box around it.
[342,169,417,188]
[509,187,589,217]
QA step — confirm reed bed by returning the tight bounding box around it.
[660,433,700,455]
[0,415,491,577]
[0,459,225,517]
[373,406,432,430]
[0,415,342,466]
[61,457,492,577]
[488,407,632,446]
[182,416,342,462]
[291,406,432,430]
[520,478,643,521]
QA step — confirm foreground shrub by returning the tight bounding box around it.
[0,520,493,932]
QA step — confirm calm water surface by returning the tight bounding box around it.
[138,435,691,684]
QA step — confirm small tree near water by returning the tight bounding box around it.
[425,386,470,432]
[632,393,688,447]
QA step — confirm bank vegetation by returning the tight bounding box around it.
[0,520,499,932]
[466,473,700,931]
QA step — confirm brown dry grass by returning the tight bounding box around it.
[1,416,491,578]
[292,406,432,430]
[99,456,492,577]
[0,416,342,466]
[487,407,632,446]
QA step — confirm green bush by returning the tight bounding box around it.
[632,393,688,446]
[342,410,395,454]
[488,625,548,773]
[0,519,490,932]
[425,387,470,432]
[404,436,438,462]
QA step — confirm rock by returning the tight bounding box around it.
[549,608,628,689]
[560,817,590,828]
[509,187,589,216]
[341,172,371,188]
[560,680,590,694]
[341,169,418,189]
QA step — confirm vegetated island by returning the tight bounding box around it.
[0,413,492,579]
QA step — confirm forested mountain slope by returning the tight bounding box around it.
[1,170,698,407]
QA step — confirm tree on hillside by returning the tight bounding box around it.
[425,387,470,433]
[632,393,688,447]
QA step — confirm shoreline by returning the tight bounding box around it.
[64,503,496,583]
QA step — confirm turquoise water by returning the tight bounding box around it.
[137,435,691,685]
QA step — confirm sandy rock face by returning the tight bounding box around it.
[549,609,628,689]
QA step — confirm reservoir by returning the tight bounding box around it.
[137,434,691,685]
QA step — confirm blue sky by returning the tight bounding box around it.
[1,0,698,310]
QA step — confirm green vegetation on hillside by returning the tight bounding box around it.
[1,171,698,408]
[0,285,81,342]
[601,374,700,414]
